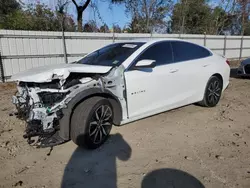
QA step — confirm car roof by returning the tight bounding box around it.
[116,38,213,55]
[116,38,190,45]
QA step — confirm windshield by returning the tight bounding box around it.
[76,42,145,67]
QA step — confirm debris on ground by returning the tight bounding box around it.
[233,133,241,137]
[13,180,23,187]
[184,156,193,160]
[16,166,30,175]
[215,155,224,160]
[0,129,13,136]
[9,113,14,116]
[46,147,53,156]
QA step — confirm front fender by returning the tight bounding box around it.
[58,88,123,140]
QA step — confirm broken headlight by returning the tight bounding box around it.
[38,92,68,107]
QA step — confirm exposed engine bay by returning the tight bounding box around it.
[12,66,127,148]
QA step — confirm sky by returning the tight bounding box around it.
[66,0,130,28]
[23,0,221,28]
[24,0,130,28]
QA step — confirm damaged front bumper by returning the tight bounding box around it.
[12,85,67,147]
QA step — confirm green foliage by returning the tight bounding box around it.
[100,24,109,33]
[0,1,75,31]
[0,0,21,16]
[83,20,99,32]
[113,24,121,33]
[1,0,250,35]
[112,0,172,33]
[0,0,21,29]
[171,0,211,34]
[171,0,243,35]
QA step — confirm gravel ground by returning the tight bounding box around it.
[0,67,249,188]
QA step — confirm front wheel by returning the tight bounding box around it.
[199,76,223,107]
[71,97,113,149]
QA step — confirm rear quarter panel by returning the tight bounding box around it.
[211,54,230,91]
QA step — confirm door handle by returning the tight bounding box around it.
[169,69,179,73]
[203,64,210,67]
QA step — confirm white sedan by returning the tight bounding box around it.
[11,39,230,149]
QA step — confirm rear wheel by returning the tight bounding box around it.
[199,76,223,107]
[71,97,113,149]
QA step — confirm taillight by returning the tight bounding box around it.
[226,60,230,66]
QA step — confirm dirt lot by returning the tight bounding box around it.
[0,68,249,188]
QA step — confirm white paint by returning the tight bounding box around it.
[122,39,230,123]
[10,63,112,82]
[135,59,155,67]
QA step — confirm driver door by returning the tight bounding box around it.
[124,42,181,118]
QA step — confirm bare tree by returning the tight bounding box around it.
[208,0,237,35]
[71,0,91,32]
[237,0,250,35]
[113,0,173,33]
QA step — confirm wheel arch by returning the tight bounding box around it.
[202,73,223,97]
[58,88,123,140]
[199,73,224,107]
[212,73,223,85]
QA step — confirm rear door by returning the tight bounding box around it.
[171,41,213,103]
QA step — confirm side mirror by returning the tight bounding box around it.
[135,59,156,68]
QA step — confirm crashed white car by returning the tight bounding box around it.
[11,39,230,149]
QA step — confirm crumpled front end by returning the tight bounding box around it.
[11,65,127,148]
[12,81,69,147]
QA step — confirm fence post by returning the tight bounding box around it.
[112,29,115,43]
[62,32,68,64]
[61,16,68,64]
[204,32,207,46]
[239,36,244,60]
[0,51,5,83]
[223,35,227,56]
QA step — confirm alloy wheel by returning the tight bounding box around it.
[88,105,113,144]
[207,80,221,105]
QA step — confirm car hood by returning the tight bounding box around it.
[10,63,112,83]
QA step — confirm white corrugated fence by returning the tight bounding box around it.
[0,29,249,82]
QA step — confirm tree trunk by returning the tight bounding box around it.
[241,11,245,36]
[77,9,83,32]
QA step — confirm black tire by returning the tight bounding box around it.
[71,97,113,149]
[199,76,223,107]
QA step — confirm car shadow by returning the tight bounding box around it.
[61,133,132,188]
[141,168,205,188]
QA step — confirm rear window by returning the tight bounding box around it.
[171,41,211,62]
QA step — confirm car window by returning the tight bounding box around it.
[76,42,145,67]
[136,42,173,66]
[171,41,211,62]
